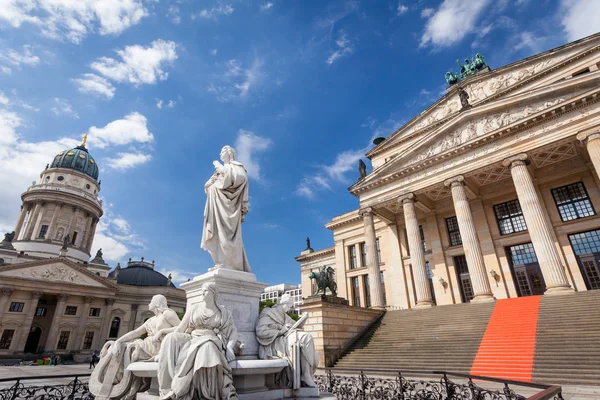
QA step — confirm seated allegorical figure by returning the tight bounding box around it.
[157,282,238,400]
[255,293,318,388]
[90,294,180,400]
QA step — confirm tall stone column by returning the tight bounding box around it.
[79,215,93,252]
[86,218,98,253]
[99,299,115,346]
[30,203,45,241]
[45,294,69,351]
[13,205,28,239]
[47,203,63,241]
[66,207,79,244]
[72,296,93,351]
[358,208,385,309]
[23,202,41,240]
[399,193,433,307]
[128,304,139,331]
[577,130,600,177]
[15,291,43,351]
[0,288,14,321]
[503,154,573,294]
[444,176,495,302]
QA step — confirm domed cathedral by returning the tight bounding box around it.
[0,135,186,361]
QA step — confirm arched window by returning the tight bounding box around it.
[109,317,121,338]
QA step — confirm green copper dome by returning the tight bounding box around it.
[50,145,99,181]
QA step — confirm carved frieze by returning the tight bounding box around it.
[0,263,106,288]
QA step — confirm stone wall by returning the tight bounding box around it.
[300,296,383,367]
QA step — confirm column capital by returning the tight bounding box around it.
[358,207,374,218]
[84,296,94,304]
[576,129,600,145]
[0,287,14,297]
[502,153,530,169]
[444,175,466,188]
[57,293,69,302]
[31,291,43,299]
[397,193,415,205]
[105,298,115,306]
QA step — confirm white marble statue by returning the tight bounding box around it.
[255,294,318,388]
[157,282,238,400]
[90,295,180,400]
[201,145,251,272]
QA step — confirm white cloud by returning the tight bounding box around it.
[0,0,148,44]
[156,99,176,109]
[0,91,9,106]
[91,213,145,262]
[50,98,78,119]
[194,5,234,20]
[326,30,354,65]
[0,45,40,66]
[421,8,434,17]
[72,73,116,99]
[1,66,12,74]
[105,152,152,170]
[157,268,195,286]
[208,58,264,102]
[397,4,408,15]
[88,112,154,149]
[90,40,178,86]
[561,0,600,42]
[156,99,163,109]
[420,0,492,48]
[261,2,274,11]
[167,5,181,24]
[513,31,547,53]
[167,100,176,108]
[234,130,272,181]
[211,49,218,55]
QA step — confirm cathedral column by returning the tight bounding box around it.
[99,299,115,346]
[15,291,43,351]
[128,304,139,331]
[399,193,433,307]
[85,218,99,253]
[45,294,69,351]
[30,202,46,241]
[79,215,93,252]
[444,176,495,302]
[47,203,63,241]
[0,288,14,322]
[577,130,600,177]
[66,207,79,244]
[23,202,41,240]
[503,154,573,294]
[72,296,93,351]
[358,208,385,309]
[13,205,29,239]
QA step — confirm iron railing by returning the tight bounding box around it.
[316,368,563,400]
[0,374,93,400]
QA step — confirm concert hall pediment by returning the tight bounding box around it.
[0,259,117,290]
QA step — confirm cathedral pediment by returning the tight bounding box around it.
[0,258,117,290]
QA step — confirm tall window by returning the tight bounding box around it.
[376,238,382,263]
[446,216,462,246]
[351,277,360,307]
[494,200,527,235]
[551,182,595,222]
[507,243,538,264]
[89,308,101,317]
[65,306,77,315]
[109,317,121,338]
[57,331,70,350]
[348,245,357,269]
[426,261,436,305]
[9,302,24,312]
[82,332,94,350]
[380,271,387,306]
[35,307,47,316]
[363,276,371,308]
[0,330,15,349]
[71,231,78,245]
[359,243,367,267]
[569,229,600,255]
[38,224,49,239]
[419,226,427,251]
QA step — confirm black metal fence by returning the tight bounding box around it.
[316,368,564,400]
[0,374,93,400]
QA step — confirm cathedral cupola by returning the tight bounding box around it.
[49,135,99,181]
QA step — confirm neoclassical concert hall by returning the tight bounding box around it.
[298,33,600,310]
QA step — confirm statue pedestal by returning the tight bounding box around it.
[181,268,267,358]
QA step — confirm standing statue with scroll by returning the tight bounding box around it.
[201,145,251,272]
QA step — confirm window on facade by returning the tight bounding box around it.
[89,308,101,317]
[351,277,360,307]
[9,302,24,312]
[376,238,382,263]
[359,243,367,267]
[57,331,70,350]
[419,226,427,251]
[65,306,77,315]
[494,200,527,235]
[109,317,121,338]
[380,271,387,306]
[71,231,78,245]
[38,224,49,239]
[551,182,595,222]
[35,307,47,317]
[82,332,94,350]
[364,276,371,308]
[507,243,538,265]
[0,329,15,349]
[446,216,462,246]
[569,229,600,255]
[348,245,357,269]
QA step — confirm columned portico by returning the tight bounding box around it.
[358,208,385,308]
[502,154,573,295]
[444,176,495,303]
[577,129,600,177]
[15,291,43,350]
[399,193,433,307]
[45,294,69,351]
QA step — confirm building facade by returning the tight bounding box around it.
[0,139,186,359]
[260,283,303,314]
[298,34,600,310]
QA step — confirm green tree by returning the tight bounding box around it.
[259,299,300,321]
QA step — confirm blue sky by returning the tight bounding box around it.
[0,0,598,287]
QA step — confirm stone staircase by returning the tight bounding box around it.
[334,290,600,386]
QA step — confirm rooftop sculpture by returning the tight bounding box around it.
[445,53,487,85]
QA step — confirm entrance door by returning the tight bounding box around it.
[568,230,600,290]
[454,255,474,302]
[578,255,600,290]
[24,327,42,353]
[507,243,545,297]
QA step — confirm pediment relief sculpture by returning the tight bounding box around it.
[0,263,106,288]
